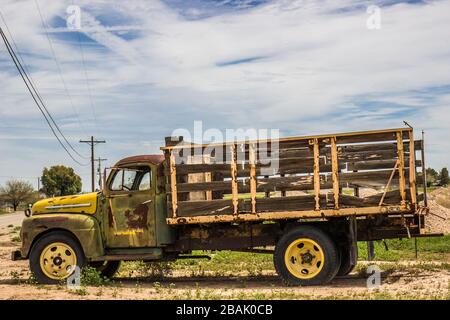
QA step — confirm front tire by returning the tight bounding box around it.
[29,231,86,284]
[274,226,340,286]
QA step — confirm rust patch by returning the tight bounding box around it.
[107,206,116,228]
[125,204,148,229]
[32,217,68,223]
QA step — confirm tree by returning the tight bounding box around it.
[438,167,449,186]
[41,165,82,197]
[0,180,34,211]
[426,168,438,187]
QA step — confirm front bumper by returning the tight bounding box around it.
[11,250,25,261]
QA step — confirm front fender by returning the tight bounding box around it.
[21,213,104,260]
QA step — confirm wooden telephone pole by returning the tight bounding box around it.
[94,157,107,190]
[79,136,106,192]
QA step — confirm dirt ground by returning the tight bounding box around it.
[0,188,449,300]
[0,222,449,300]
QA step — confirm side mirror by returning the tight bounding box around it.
[24,209,32,217]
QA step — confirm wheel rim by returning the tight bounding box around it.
[39,242,77,280]
[284,238,325,279]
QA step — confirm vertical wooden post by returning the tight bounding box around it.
[396,132,407,206]
[330,137,339,209]
[169,151,178,218]
[280,174,286,197]
[264,176,270,198]
[312,138,321,211]
[421,131,428,207]
[408,130,417,207]
[249,143,257,214]
[204,155,212,201]
[230,144,239,215]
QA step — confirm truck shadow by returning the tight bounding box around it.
[112,273,394,289]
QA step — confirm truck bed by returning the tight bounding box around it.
[161,127,425,225]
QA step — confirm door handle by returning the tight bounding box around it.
[142,199,152,205]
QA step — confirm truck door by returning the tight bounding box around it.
[105,165,156,248]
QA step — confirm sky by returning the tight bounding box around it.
[0,0,449,191]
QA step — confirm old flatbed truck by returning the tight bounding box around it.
[12,127,437,285]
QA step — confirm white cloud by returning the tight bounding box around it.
[1,0,450,190]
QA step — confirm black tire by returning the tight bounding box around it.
[274,225,340,286]
[29,231,86,284]
[336,245,356,276]
[89,261,121,279]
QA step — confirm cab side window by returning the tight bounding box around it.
[110,167,151,192]
[138,172,151,191]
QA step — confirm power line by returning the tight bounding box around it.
[0,27,88,166]
[0,9,88,160]
[72,0,99,136]
[33,0,90,141]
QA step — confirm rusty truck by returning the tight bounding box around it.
[12,126,438,285]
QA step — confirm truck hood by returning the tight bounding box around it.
[32,192,99,215]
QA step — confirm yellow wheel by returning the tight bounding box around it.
[274,226,339,286]
[40,242,77,280]
[284,238,324,279]
[30,231,85,284]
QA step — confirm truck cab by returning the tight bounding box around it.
[101,155,174,249]
[14,155,176,284]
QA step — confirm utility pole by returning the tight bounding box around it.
[94,157,107,190]
[80,136,106,192]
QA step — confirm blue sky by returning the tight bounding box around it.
[1,0,450,191]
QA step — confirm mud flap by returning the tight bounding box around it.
[348,217,358,267]
[11,250,24,261]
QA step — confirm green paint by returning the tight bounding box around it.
[21,161,176,260]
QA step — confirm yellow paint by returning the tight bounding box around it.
[284,238,325,280]
[113,229,144,236]
[32,192,98,215]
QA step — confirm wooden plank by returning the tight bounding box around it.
[166,205,412,225]
[331,136,339,209]
[177,195,327,217]
[312,138,321,210]
[338,140,422,153]
[347,159,421,171]
[178,199,234,216]
[242,195,325,213]
[169,152,178,218]
[168,169,414,193]
[336,130,410,144]
[171,158,341,176]
[336,150,398,162]
[230,144,239,215]
[396,132,407,206]
[249,143,257,213]
[409,133,417,206]
[161,128,412,151]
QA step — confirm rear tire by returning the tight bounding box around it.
[336,245,357,276]
[274,225,339,286]
[29,231,86,284]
